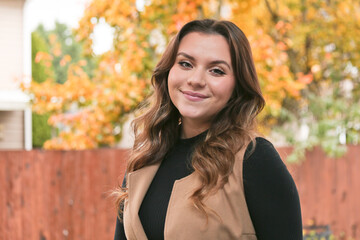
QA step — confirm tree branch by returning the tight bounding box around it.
[264,0,279,23]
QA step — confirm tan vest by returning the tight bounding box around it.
[123,147,257,240]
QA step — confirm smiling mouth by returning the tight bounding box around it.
[181,90,208,101]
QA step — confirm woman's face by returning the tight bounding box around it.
[168,32,235,133]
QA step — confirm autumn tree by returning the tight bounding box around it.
[33,22,97,83]
[253,0,360,161]
[31,29,53,147]
[28,23,99,148]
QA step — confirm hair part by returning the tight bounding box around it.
[115,19,265,221]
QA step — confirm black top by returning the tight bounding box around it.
[114,135,303,240]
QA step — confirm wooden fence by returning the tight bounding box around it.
[0,149,127,240]
[0,146,359,240]
[278,145,360,239]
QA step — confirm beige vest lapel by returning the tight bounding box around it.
[124,163,160,240]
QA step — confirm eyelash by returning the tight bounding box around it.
[211,68,225,76]
[178,61,226,76]
[178,61,192,68]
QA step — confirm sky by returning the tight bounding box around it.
[24,0,113,54]
[25,0,90,31]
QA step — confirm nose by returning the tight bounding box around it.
[187,69,206,88]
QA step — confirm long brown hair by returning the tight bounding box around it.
[115,19,265,218]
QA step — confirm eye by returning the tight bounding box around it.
[210,68,225,76]
[178,61,192,69]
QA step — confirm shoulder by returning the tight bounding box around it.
[245,137,278,157]
[242,137,294,188]
[243,137,284,170]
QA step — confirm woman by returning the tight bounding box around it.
[114,19,302,240]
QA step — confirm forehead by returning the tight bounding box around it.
[177,32,231,61]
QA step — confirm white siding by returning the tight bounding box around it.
[0,110,24,149]
[0,0,26,90]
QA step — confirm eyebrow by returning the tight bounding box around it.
[177,52,232,70]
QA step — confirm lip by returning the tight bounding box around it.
[181,90,209,101]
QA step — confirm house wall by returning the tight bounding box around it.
[0,111,24,149]
[0,0,26,89]
[0,0,30,150]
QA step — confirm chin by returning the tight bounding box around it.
[179,110,201,120]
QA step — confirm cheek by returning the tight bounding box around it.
[211,79,235,101]
[227,81,236,98]
[167,67,178,102]
[167,66,180,91]
[167,68,175,92]
[226,86,235,101]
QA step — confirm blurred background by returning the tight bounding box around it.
[0,0,359,239]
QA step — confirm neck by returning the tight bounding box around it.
[180,118,210,139]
